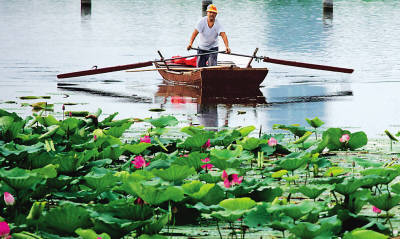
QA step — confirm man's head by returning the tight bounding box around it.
[206,4,218,21]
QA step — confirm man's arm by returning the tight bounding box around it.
[187,29,199,50]
[220,32,231,54]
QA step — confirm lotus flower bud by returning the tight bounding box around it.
[3,192,15,206]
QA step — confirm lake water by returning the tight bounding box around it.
[1,0,400,138]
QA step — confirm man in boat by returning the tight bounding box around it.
[186,4,231,67]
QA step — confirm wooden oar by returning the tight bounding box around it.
[57,50,225,79]
[190,47,354,73]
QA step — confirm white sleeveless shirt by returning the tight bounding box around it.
[196,16,224,50]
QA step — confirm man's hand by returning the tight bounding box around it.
[187,44,192,51]
[226,47,231,54]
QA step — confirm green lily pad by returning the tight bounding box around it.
[182,180,215,200]
[0,167,43,190]
[123,182,184,205]
[238,125,256,137]
[343,229,389,239]
[306,117,325,128]
[145,115,178,128]
[148,108,165,112]
[152,165,195,182]
[297,185,329,199]
[335,177,366,196]
[324,166,348,177]
[210,146,243,160]
[75,228,111,239]
[219,197,257,211]
[369,193,400,211]
[124,142,152,154]
[271,169,288,178]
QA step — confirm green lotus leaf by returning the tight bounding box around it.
[41,203,91,235]
[219,197,257,211]
[210,156,241,170]
[123,182,184,205]
[182,133,209,149]
[0,167,43,190]
[280,201,314,221]
[348,131,368,150]
[210,145,242,160]
[237,137,262,151]
[369,193,400,211]
[38,125,60,139]
[273,124,308,138]
[324,166,348,177]
[32,164,58,178]
[293,131,313,144]
[92,198,153,221]
[173,151,208,172]
[384,130,398,141]
[60,117,80,132]
[75,228,111,239]
[84,167,118,193]
[349,189,371,214]
[198,173,221,183]
[352,157,384,168]
[391,182,400,194]
[145,115,178,128]
[213,129,242,146]
[244,203,272,227]
[104,122,132,138]
[143,214,169,235]
[271,169,288,178]
[250,187,283,202]
[152,165,195,182]
[279,156,306,172]
[322,128,348,150]
[0,116,14,129]
[335,177,366,196]
[186,202,223,213]
[343,229,389,239]
[26,201,46,221]
[210,209,249,222]
[39,114,60,127]
[182,180,215,200]
[306,117,325,128]
[297,185,328,199]
[124,142,152,154]
[238,125,256,137]
[360,168,399,185]
[289,222,322,239]
[180,125,211,137]
[198,183,225,205]
[11,231,44,239]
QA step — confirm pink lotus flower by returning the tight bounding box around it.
[339,134,350,143]
[0,222,10,239]
[131,156,150,169]
[221,170,243,188]
[140,135,151,143]
[62,104,65,111]
[268,137,277,147]
[69,111,72,117]
[3,192,15,206]
[202,139,211,149]
[372,206,382,214]
[93,135,97,141]
[201,158,213,170]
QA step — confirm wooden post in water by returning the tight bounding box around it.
[81,0,91,16]
[323,0,333,20]
[202,0,212,17]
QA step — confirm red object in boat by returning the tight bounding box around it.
[171,56,197,66]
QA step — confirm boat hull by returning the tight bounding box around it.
[156,65,268,96]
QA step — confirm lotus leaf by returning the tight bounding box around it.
[60,117,80,132]
[0,167,43,190]
[324,166,348,177]
[98,145,124,160]
[273,124,308,137]
[198,173,221,183]
[343,229,389,239]
[237,137,263,151]
[182,180,215,200]
[293,131,313,144]
[349,189,371,214]
[335,177,366,196]
[26,201,47,221]
[41,203,91,235]
[289,222,322,239]
[271,169,288,178]
[198,183,225,205]
[142,214,169,235]
[210,156,241,170]
[32,164,58,178]
[360,168,399,185]
[124,142,152,154]
[210,145,243,160]
[145,115,178,128]
[84,167,118,193]
[104,122,132,138]
[369,193,400,211]
[352,157,383,168]
[391,182,400,194]
[348,131,368,150]
[152,165,195,182]
[279,156,306,172]
[181,133,210,149]
[297,185,328,199]
[124,182,184,205]
[38,114,59,127]
[180,125,211,137]
[211,209,251,222]
[213,129,242,146]
[250,187,283,202]
[243,203,272,227]
[238,125,256,137]
[280,201,314,221]
[173,151,207,172]
[75,228,111,239]
[306,117,325,128]
[219,197,256,211]
[384,130,398,141]
[186,202,223,213]
[139,235,167,239]
[92,199,153,221]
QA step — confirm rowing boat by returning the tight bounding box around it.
[154,61,268,96]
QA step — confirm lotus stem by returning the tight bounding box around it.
[386,211,394,235]
[216,219,223,239]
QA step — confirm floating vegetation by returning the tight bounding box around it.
[19,96,51,100]
[4,101,17,104]
[149,108,165,112]
[0,108,399,238]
